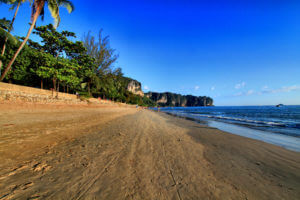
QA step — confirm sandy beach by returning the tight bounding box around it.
[0,102,299,200]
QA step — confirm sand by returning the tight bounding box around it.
[0,102,299,200]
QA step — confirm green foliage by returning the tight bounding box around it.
[56,58,81,89]
[30,24,76,57]
[32,52,55,80]
[0,27,18,47]
[0,0,76,82]
[0,18,11,31]
[82,30,118,76]
[31,0,74,28]
[0,24,155,107]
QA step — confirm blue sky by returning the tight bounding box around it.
[1,0,300,105]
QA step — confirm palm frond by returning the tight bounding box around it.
[0,17,11,30]
[47,0,59,19]
[8,0,32,10]
[57,0,74,13]
[9,1,19,11]
[0,0,12,4]
[47,0,59,27]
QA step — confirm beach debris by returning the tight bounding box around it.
[255,162,261,166]
[28,194,41,200]
[3,124,14,127]
[80,157,89,167]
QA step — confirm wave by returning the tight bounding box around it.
[168,112,300,129]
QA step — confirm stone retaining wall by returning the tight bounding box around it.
[0,82,113,105]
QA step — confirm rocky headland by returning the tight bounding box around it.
[145,92,213,107]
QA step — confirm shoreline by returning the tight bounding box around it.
[162,110,300,152]
[1,102,299,199]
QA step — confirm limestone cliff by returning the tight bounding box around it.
[124,78,213,107]
[126,79,144,97]
[145,92,213,107]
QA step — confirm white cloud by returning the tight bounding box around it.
[235,82,246,89]
[261,85,300,94]
[210,86,215,91]
[246,90,254,95]
[233,90,255,97]
[262,85,269,90]
[233,92,243,97]
[143,85,149,90]
[232,85,300,97]
[195,85,200,90]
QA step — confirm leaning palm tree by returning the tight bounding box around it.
[0,0,74,81]
[1,0,32,56]
[0,0,32,76]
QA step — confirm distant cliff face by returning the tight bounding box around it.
[127,80,144,97]
[145,92,213,107]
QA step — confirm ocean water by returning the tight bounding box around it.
[159,106,300,152]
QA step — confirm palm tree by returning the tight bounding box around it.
[56,0,74,28]
[0,0,74,81]
[0,0,32,76]
[1,1,32,55]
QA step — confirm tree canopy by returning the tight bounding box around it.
[0,24,156,106]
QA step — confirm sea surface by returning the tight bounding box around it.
[158,106,300,152]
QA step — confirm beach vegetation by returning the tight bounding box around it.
[0,0,74,81]
[0,24,156,106]
[1,1,32,61]
[0,0,156,106]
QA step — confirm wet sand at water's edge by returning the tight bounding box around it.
[0,103,299,199]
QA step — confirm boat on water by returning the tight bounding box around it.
[276,104,284,107]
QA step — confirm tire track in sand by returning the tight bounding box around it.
[160,126,183,200]
[73,111,144,200]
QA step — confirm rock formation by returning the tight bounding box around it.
[124,78,214,107]
[126,79,144,97]
[145,92,213,107]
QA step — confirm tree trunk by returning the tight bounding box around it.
[63,85,65,93]
[57,80,60,92]
[1,1,21,57]
[88,81,91,96]
[0,61,2,77]
[41,79,43,89]
[0,1,44,81]
[67,85,69,93]
[53,78,56,91]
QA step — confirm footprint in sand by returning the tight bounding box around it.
[32,162,51,173]
[0,165,28,180]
